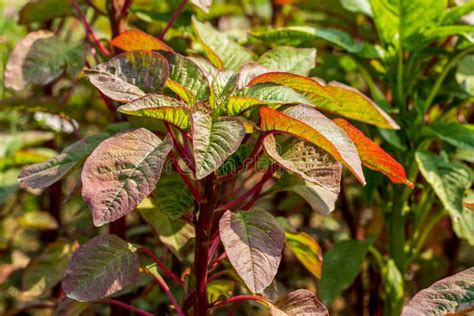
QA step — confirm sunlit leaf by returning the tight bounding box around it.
[23,241,78,297]
[0,149,53,172]
[192,104,246,179]
[118,94,191,130]
[110,29,174,52]
[260,106,365,184]
[192,17,255,70]
[270,289,329,316]
[416,152,473,244]
[85,51,169,102]
[402,267,474,315]
[191,0,213,13]
[154,172,194,219]
[285,232,323,279]
[250,72,399,129]
[81,129,173,226]
[441,1,474,25]
[340,0,372,16]
[425,123,474,151]
[334,119,412,188]
[263,134,342,193]
[19,133,108,189]
[219,209,285,293]
[63,235,140,302]
[207,280,235,304]
[320,236,375,304]
[17,211,58,231]
[257,47,316,76]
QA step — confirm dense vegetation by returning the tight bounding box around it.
[1,0,473,315]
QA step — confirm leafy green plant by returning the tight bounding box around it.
[1,0,473,315]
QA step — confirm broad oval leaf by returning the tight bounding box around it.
[62,235,140,302]
[154,172,194,219]
[425,123,474,151]
[219,209,285,293]
[192,17,255,71]
[110,29,174,53]
[250,72,399,129]
[263,134,342,193]
[416,152,473,244]
[260,105,365,185]
[18,133,108,189]
[118,94,191,130]
[270,289,329,316]
[285,232,323,279]
[258,47,317,76]
[402,267,474,316]
[85,51,169,102]
[334,119,412,188]
[81,128,173,226]
[320,236,375,304]
[192,105,246,179]
[19,0,75,24]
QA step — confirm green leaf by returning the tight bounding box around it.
[138,199,195,259]
[118,94,191,130]
[219,209,285,293]
[18,133,108,189]
[191,0,213,12]
[162,51,210,103]
[17,211,58,230]
[263,134,342,193]
[207,280,235,304]
[381,259,404,313]
[270,289,328,316]
[192,105,246,179]
[81,129,173,226]
[257,47,316,76]
[54,298,90,316]
[154,172,194,219]
[260,105,365,185]
[402,267,474,315]
[63,235,140,302]
[319,236,375,304]
[0,96,64,115]
[19,0,75,24]
[441,0,474,25]
[426,123,474,151]
[23,241,78,297]
[192,17,255,70]
[85,51,169,102]
[368,0,399,46]
[5,31,87,90]
[340,0,373,16]
[285,232,323,279]
[416,152,473,244]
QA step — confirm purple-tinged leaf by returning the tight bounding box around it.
[81,129,172,226]
[270,289,329,316]
[402,267,474,316]
[84,51,169,102]
[62,235,139,302]
[18,133,108,189]
[219,209,285,293]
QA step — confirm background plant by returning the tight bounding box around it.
[1,0,473,315]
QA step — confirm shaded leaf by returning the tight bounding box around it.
[54,298,90,316]
[416,152,473,244]
[17,211,58,231]
[110,29,174,52]
[257,47,316,76]
[63,235,140,302]
[154,172,194,219]
[334,119,412,188]
[81,129,173,226]
[426,123,474,151]
[320,237,375,304]
[192,17,254,70]
[207,280,235,304]
[0,96,64,115]
[118,94,191,130]
[18,133,108,189]
[285,232,323,279]
[85,51,169,102]
[270,289,329,316]
[19,0,75,24]
[219,209,285,293]
[192,105,246,179]
[250,72,399,129]
[260,105,365,185]
[402,267,474,316]
[23,241,78,297]
[263,134,342,193]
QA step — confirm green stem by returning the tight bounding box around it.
[415,211,447,255]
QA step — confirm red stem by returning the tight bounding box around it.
[211,295,268,310]
[138,248,184,287]
[72,0,110,56]
[100,299,154,316]
[165,123,196,172]
[143,268,185,316]
[159,0,189,40]
[169,152,203,202]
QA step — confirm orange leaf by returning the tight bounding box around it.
[260,106,365,185]
[249,72,399,129]
[464,202,474,211]
[111,29,174,53]
[334,118,413,188]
